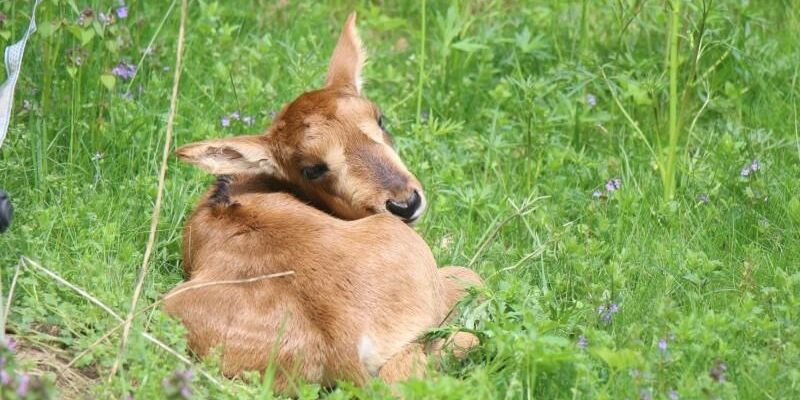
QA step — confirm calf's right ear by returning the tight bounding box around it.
[176,135,282,177]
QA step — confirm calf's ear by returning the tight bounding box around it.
[326,12,366,93]
[176,135,282,177]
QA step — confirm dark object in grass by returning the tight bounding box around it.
[0,189,12,233]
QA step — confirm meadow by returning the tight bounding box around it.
[1,0,799,398]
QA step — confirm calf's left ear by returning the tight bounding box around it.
[175,135,282,177]
[326,12,366,93]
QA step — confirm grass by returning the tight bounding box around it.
[1,0,799,398]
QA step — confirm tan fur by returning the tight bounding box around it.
[164,13,482,395]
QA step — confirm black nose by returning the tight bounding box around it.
[0,190,12,233]
[386,190,421,220]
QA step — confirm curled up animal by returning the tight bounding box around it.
[164,12,483,395]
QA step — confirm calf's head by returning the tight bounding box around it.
[176,13,425,222]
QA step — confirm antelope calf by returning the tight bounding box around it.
[164,13,482,394]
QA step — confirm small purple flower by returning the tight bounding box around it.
[586,94,597,108]
[0,370,10,386]
[163,369,194,399]
[668,389,679,400]
[592,190,603,199]
[740,160,760,177]
[4,337,17,352]
[697,193,709,204]
[220,116,231,128]
[229,111,241,121]
[112,62,137,80]
[242,116,254,126]
[605,178,621,192]
[577,335,588,349]
[658,337,668,353]
[78,8,94,25]
[116,6,129,19]
[16,373,30,397]
[709,360,727,383]
[598,302,619,322]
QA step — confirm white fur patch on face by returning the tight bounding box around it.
[357,334,382,376]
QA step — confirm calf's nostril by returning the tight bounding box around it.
[386,191,421,220]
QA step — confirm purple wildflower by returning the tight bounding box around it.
[242,116,254,126]
[709,360,727,383]
[0,370,9,386]
[697,193,709,204]
[598,302,619,322]
[586,94,597,108]
[16,373,30,397]
[78,8,94,26]
[221,116,231,128]
[116,6,129,19]
[592,190,603,199]
[5,337,16,352]
[605,178,621,192]
[668,389,679,400]
[163,369,194,399]
[229,111,241,121]
[112,62,137,80]
[658,337,668,353]
[740,160,760,177]
[577,335,588,349]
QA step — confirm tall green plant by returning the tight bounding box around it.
[663,0,682,201]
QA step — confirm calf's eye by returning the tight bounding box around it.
[301,164,329,180]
